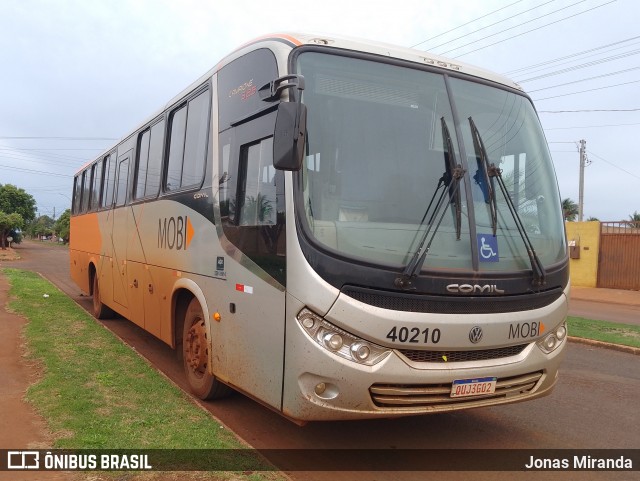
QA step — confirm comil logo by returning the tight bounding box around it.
[7,451,39,469]
[446,284,505,294]
[158,216,194,251]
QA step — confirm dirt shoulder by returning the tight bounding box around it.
[0,273,73,480]
[0,246,21,262]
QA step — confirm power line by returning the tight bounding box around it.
[526,66,640,93]
[504,34,640,75]
[587,150,640,180]
[437,0,586,56]
[410,0,526,48]
[545,122,640,130]
[0,164,72,178]
[0,147,92,164]
[532,78,640,101]
[539,108,640,112]
[517,48,640,83]
[450,0,617,59]
[426,0,557,51]
[0,136,117,141]
[1,147,104,151]
[0,152,88,169]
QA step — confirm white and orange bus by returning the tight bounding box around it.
[70,33,569,421]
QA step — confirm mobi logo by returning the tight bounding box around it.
[158,216,194,250]
[508,321,545,340]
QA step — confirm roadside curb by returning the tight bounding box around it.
[568,336,640,355]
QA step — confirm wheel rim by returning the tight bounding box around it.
[185,317,208,379]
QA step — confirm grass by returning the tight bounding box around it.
[566,315,640,348]
[3,268,283,480]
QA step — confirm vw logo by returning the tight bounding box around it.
[469,326,483,344]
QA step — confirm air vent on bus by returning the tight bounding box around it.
[342,286,563,314]
[370,371,543,408]
[398,343,529,363]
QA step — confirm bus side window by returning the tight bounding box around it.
[145,120,165,197]
[166,89,210,192]
[115,157,130,207]
[238,138,277,226]
[90,162,102,210]
[135,129,151,200]
[72,175,82,214]
[102,152,117,208]
[81,170,90,213]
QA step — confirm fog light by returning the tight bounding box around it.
[315,382,326,395]
[556,325,567,340]
[350,343,371,362]
[544,335,557,351]
[324,333,343,351]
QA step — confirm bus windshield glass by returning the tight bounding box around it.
[296,51,566,273]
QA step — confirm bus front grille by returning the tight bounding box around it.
[398,343,529,363]
[370,371,543,408]
[342,286,563,314]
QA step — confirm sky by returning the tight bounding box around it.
[1,0,639,222]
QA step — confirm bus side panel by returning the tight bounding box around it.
[70,213,102,294]
[69,248,89,294]
[111,206,130,311]
[97,211,117,314]
[145,264,169,342]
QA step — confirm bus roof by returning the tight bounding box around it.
[76,32,522,174]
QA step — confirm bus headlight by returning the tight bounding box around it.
[297,308,390,366]
[537,321,567,354]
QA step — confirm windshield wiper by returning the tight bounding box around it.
[469,117,498,236]
[395,118,465,290]
[442,117,462,240]
[468,117,546,286]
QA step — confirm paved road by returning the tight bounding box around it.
[569,298,640,325]
[7,241,640,481]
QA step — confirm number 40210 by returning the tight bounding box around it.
[386,326,441,344]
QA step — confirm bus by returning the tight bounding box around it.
[70,33,569,422]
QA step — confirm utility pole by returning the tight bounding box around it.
[578,139,586,222]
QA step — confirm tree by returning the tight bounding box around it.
[0,184,37,225]
[562,198,579,222]
[54,209,71,242]
[0,211,23,249]
[586,216,599,222]
[28,215,55,238]
[629,211,640,229]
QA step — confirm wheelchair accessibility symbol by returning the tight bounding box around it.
[477,234,499,262]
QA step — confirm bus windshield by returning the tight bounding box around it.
[296,51,566,274]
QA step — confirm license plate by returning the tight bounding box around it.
[451,377,497,398]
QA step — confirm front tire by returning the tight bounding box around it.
[182,298,231,400]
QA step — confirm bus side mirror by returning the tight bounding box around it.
[273,101,307,171]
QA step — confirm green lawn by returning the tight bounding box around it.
[566,315,640,348]
[3,268,283,480]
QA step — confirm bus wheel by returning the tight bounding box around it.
[182,298,231,400]
[92,273,114,319]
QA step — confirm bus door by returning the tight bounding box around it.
[111,151,132,316]
[125,203,148,331]
[218,109,287,411]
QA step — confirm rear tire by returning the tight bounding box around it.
[92,272,114,319]
[182,298,232,400]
